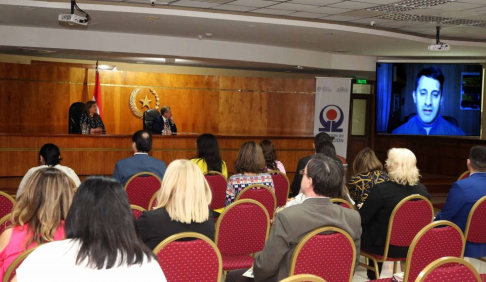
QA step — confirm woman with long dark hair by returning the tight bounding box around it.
[191,133,228,178]
[259,139,286,174]
[15,176,166,282]
[79,101,105,134]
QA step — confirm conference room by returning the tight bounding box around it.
[1,0,486,281]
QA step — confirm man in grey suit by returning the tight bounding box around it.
[112,130,166,186]
[226,154,361,282]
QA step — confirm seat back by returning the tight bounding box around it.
[130,205,146,220]
[0,192,15,220]
[124,172,162,210]
[384,195,433,258]
[0,213,11,235]
[235,185,276,218]
[336,155,347,165]
[331,198,356,210]
[216,199,269,255]
[415,257,481,282]
[269,171,290,207]
[143,109,160,131]
[404,221,465,282]
[68,102,85,134]
[4,246,38,282]
[153,232,222,282]
[204,171,227,210]
[280,274,327,282]
[458,171,470,181]
[464,195,486,244]
[290,227,355,282]
[148,191,159,210]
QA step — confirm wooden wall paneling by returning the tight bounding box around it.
[267,92,315,135]
[0,81,22,133]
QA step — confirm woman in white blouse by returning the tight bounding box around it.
[17,143,80,197]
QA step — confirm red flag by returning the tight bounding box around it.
[93,69,102,119]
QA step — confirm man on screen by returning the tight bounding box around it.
[392,67,465,136]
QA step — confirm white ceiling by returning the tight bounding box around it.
[0,0,485,73]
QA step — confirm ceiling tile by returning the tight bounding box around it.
[349,18,394,25]
[228,0,278,8]
[251,8,296,15]
[311,6,351,14]
[352,0,402,3]
[327,1,379,9]
[289,0,344,5]
[467,14,486,21]
[170,0,222,8]
[211,4,257,11]
[288,11,326,18]
[457,0,486,4]
[269,2,320,11]
[320,14,365,21]
[402,9,444,16]
[428,2,484,11]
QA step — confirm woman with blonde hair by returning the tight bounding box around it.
[0,168,72,280]
[348,147,389,205]
[359,148,430,279]
[137,160,214,250]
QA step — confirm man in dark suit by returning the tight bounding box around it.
[290,132,334,196]
[225,154,361,282]
[435,146,486,258]
[151,106,177,134]
[112,130,167,186]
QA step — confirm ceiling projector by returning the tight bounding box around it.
[428,42,450,51]
[58,13,88,26]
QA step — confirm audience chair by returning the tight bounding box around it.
[0,213,11,235]
[280,274,327,282]
[361,195,433,278]
[289,227,355,282]
[331,198,356,210]
[124,172,161,210]
[415,257,480,282]
[3,246,38,282]
[268,170,290,207]
[142,109,160,131]
[130,205,146,220]
[216,199,270,272]
[336,155,347,165]
[204,171,228,211]
[464,195,486,262]
[148,191,159,210]
[0,192,15,220]
[235,184,276,219]
[369,220,465,282]
[153,232,222,282]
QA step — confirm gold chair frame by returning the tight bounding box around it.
[464,195,486,262]
[153,232,223,282]
[268,170,291,200]
[235,184,277,216]
[205,170,228,181]
[123,171,162,190]
[414,256,480,282]
[359,195,433,278]
[0,192,16,207]
[289,226,355,282]
[331,198,357,211]
[130,204,146,214]
[280,274,327,282]
[3,246,38,282]
[148,192,159,210]
[457,171,470,181]
[0,213,12,230]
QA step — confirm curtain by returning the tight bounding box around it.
[376,63,393,132]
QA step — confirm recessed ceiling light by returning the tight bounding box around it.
[145,16,159,21]
[18,6,35,11]
[247,24,258,28]
[295,66,304,70]
[136,61,145,64]
[38,50,57,54]
[325,32,338,36]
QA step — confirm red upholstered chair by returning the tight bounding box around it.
[370,220,465,282]
[148,191,159,210]
[4,246,38,282]
[130,205,146,220]
[0,213,11,235]
[289,227,356,282]
[269,170,290,207]
[331,198,356,210]
[280,274,327,282]
[0,192,15,220]
[464,195,486,262]
[415,257,481,282]
[215,199,270,272]
[124,172,161,210]
[153,232,222,282]
[361,195,433,278]
[336,155,347,165]
[235,184,276,219]
[204,171,228,211]
[458,171,470,181]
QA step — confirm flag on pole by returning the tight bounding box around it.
[93,61,102,119]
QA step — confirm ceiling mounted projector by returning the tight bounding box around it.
[429,26,450,52]
[58,0,91,26]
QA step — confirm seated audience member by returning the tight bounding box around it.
[225,154,361,282]
[112,130,167,187]
[225,141,274,206]
[359,148,430,279]
[15,176,166,282]
[79,101,105,134]
[260,139,286,174]
[0,168,72,280]
[290,132,333,196]
[348,147,389,206]
[137,160,214,250]
[191,133,228,179]
[17,143,80,197]
[315,141,343,167]
[151,106,177,134]
[435,146,486,258]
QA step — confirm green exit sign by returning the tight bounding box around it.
[356,79,367,84]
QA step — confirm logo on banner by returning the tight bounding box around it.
[319,105,344,133]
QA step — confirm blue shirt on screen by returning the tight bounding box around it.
[392,115,465,136]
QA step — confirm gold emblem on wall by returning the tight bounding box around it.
[129,89,160,119]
